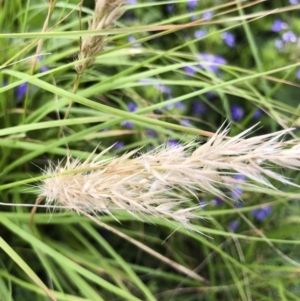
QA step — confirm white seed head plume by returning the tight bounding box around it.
[75,0,125,73]
[38,125,300,230]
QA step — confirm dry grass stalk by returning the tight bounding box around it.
[37,125,300,230]
[75,0,125,73]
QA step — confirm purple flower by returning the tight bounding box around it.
[251,206,272,221]
[297,68,300,80]
[167,139,179,147]
[181,118,191,127]
[114,141,125,150]
[176,101,186,110]
[212,197,224,206]
[146,129,156,138]
[128,101,137,112]
[205,92,217,99]
[234,174,246,181]
[282,31,297,43]
[289,0,300,4]
[253,108,263,119]
[198,53,226,73]
[184,65,197,75]
[127,0,136,4]
[121,121,134,128]
[202,11,213,20]
[125,11,135,20]
[121,102,137,128]
[230,104,244,121]
[40,66,49,73]
[231,174,246,200]
[271,19,287,32]
[128,35,141,47]
[187,0,197,9]
[194,29,207,39]
[156,84,172,95]
[193,101,207,115]
[139,78,172,95]
[274,38,284,49]
[15,82,28,101]
[166,4,175,13]
[228,220,239,232]
[222,32,235,47]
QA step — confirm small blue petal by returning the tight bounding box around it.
[282,31,297,43]
[167,139,179,147]
[128,102,137,112]
[251,206,272,221]
[194,29,207,39]
[222,32,236,47]
[187,0,197,9]
[193,101,207,115]
[229,220,239,232]
[114,141,125,150]
[184,65,197,75]
[15,82,28,101]
[230,104,244,121]
[253,109,263,119]
[271,19,287,32]
[121,121,134,128]
[212,197,224,206]
[202,11,213,20]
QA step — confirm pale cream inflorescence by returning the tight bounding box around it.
[75,0,125,73]
[38,125,300,230]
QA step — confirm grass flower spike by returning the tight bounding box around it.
[75,0,125,73]
[37,125,300,230]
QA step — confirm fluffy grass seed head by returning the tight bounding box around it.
[37,125,300,230]
[75,0,125,73]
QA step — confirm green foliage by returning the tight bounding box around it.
[1,0,300,300]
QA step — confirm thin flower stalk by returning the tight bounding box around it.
[75,0,125,73]
[37,125,300,230]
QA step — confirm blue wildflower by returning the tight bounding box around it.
[128,101,138,112]
[181,118,191,127]
[40,66,49,73]
[167,139,179,147]
[202,11,213,20]
[252,109,263,119]
[176,101,186,110]
[212,197,224,206]
[198,53,226,73]
[222,32,235,47]
[297,68,300,80]
[228,220,239,232]
[184,65,197,75]
[127,0,136,4]
[187,0,197,9]
[192,101,207,115]
[146,129,156,138]
[274,38,284,49]
[194,29,207,39]
[121,102,137,128]
[282,31,297,43]
[15,82,28,101]
[230,104,244,121]
[167,4,175,13]
[251,206,272,221]
[114,141,125,150]
[231,174,246,200]
[128,35,141,47]
[271,19,287,32]
[289,0,300,4]
[156,84,172,95]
